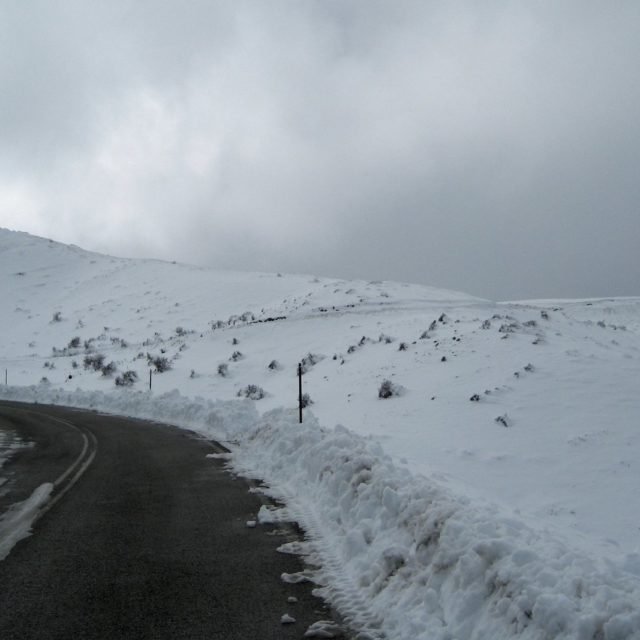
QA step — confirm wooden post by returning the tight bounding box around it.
[149,369,152,391]
[298,362,303,424]
[4,369,7,385]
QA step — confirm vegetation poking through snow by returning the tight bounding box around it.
[299,353,324,374]
[115,370,138,387]
[84,353,106,372]
[237,384,266,400]
[148,355,171,373]
[101,361,117,377]
[378,379,404,399]
[495,414,510,427]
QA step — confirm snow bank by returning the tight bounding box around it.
[235,409,640,640]
[0,384,259,442]
[2,384,639,639]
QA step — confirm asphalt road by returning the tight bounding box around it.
[0,401,343,639]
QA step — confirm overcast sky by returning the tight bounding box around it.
[1,1,639,300]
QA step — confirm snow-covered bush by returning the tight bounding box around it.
[217,363,229,377]
[149,356,171,373]
[495,414,510,427]
[237,384,266,400]
[101,361,117,377]
[84,353,105,371]
[378,379,403,399]
[230,351,243,362]
[300,353,325,374]
[115,370,137,387]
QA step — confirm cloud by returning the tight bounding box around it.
[1,1,639,299]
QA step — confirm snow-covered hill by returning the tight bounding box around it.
[2,227,639,639]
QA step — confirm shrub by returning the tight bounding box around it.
[237,384,266,400]
[84,353,105,371]
[51,311,62,323]
[398,342,408,351]
[378,379,403,399]
[495,414,510,428]
[299,353,324,373]
[230,351,243,362]
[150,356,171,373]
[101,362,117,377]
[267,360,281,371]
[300,393,313,408]
[217,363,229,377]
[68,336,81,349]
[115,370,137,387]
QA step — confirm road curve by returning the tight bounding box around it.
[0,401,342,640]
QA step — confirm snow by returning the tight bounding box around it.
[0,483,53,561]
[1,227,640,638]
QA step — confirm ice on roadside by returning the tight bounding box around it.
[0,483,53,561]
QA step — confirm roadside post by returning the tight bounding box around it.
[149,369,152,391]
[298,362,303,424]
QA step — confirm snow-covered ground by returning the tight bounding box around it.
[1,227,639,639]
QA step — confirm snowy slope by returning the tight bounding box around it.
[1,227,640,639]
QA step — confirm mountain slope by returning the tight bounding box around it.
[2,227,640,639]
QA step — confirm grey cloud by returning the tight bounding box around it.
[1,1,639,300]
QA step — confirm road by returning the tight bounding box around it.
[0,401,342,639]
